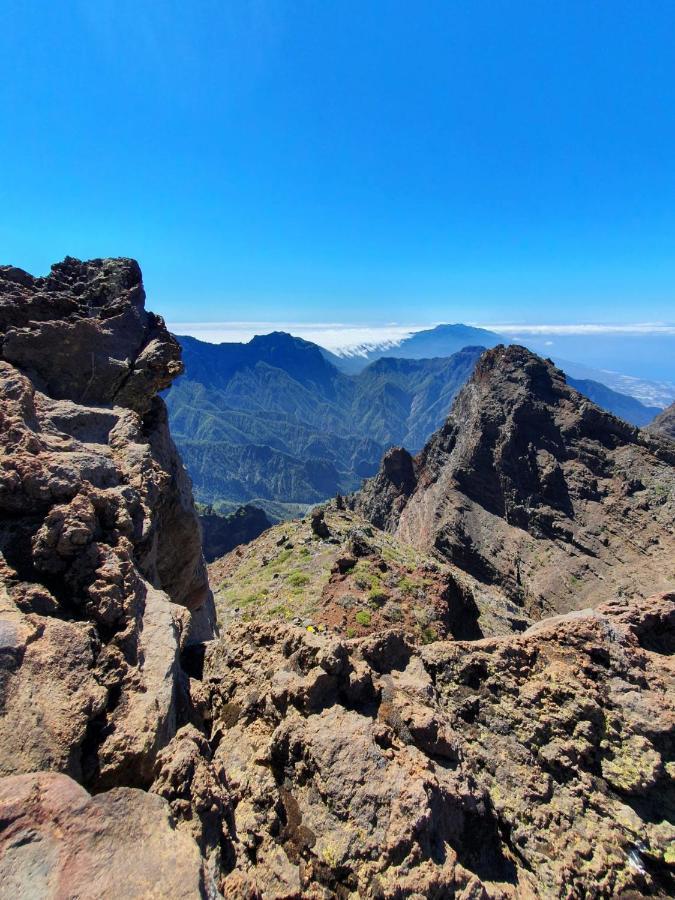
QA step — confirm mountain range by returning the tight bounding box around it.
[328,321,675,403]
[166,327,663,517]
[207,339,675,897]
[2,257,674,898]
[165,333,483,514]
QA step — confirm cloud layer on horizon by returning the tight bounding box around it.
[168,320,675,351]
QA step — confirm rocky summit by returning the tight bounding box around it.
[0,260,674,898]
[357,344,675,619]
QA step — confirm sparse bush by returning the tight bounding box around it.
[398,575,419,595]
[287,571,310,588]
[420,625,438,644]
[368,588,388,608]
[413,605,433,626]
[383,602,403,622]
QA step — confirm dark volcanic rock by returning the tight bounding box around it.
[357,345,675,617]
[200,504,271,563]
[194,593,675,897]
[0,257,183,414]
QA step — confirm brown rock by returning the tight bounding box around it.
[357,345,675,619]
[196,593,675,897]
[648,400,675,442]
[0,772,207,898]
[0,259,213,791]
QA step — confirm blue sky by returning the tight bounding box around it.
[2,1,675,328]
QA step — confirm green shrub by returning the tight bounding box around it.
[368,588,388,608]
[287,571,310,588]
[269,548,293,570]
[355,610,372,626]
[268,604,292,619]
[420,625,438,644]
[398,575,419,595]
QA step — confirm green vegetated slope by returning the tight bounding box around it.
[208,504,527,642]
[166,333,483,510]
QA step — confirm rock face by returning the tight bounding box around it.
[200,504,272,563]
[649,401,675,441]
[0,257,213,793]
[357,345,675,619]
[192,592,675,897]
[0,772,207,899]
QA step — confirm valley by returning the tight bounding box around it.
[166,327,665,521]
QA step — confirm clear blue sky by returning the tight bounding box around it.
[2,1,675,325]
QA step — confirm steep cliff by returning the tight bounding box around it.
[0,257,214,793]
[357,345,675,619]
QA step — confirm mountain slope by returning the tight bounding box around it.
[648,401,675,440]
[165,335,484,511]
[356,344,675,617]
[167,333,660,514]
[327,322,503,373]
[199,504,271,562]
[566,375,662,426]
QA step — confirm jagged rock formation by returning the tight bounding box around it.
[185,591,674,897]
[0,259,216,887]
[2,268,674,898]
[357,345,675,619]
[649,401,675,441]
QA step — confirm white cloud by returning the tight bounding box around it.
[168,319,675,354]
[167,321,426,351]
[480,323,675,336]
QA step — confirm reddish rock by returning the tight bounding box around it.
[0,772,207,898]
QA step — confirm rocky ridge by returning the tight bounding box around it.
[189,593,675,897]
[1,263,674,898]
[0,259,218,889]
[356,345,675,619]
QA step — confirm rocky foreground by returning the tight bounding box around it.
[0,259,674,898]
